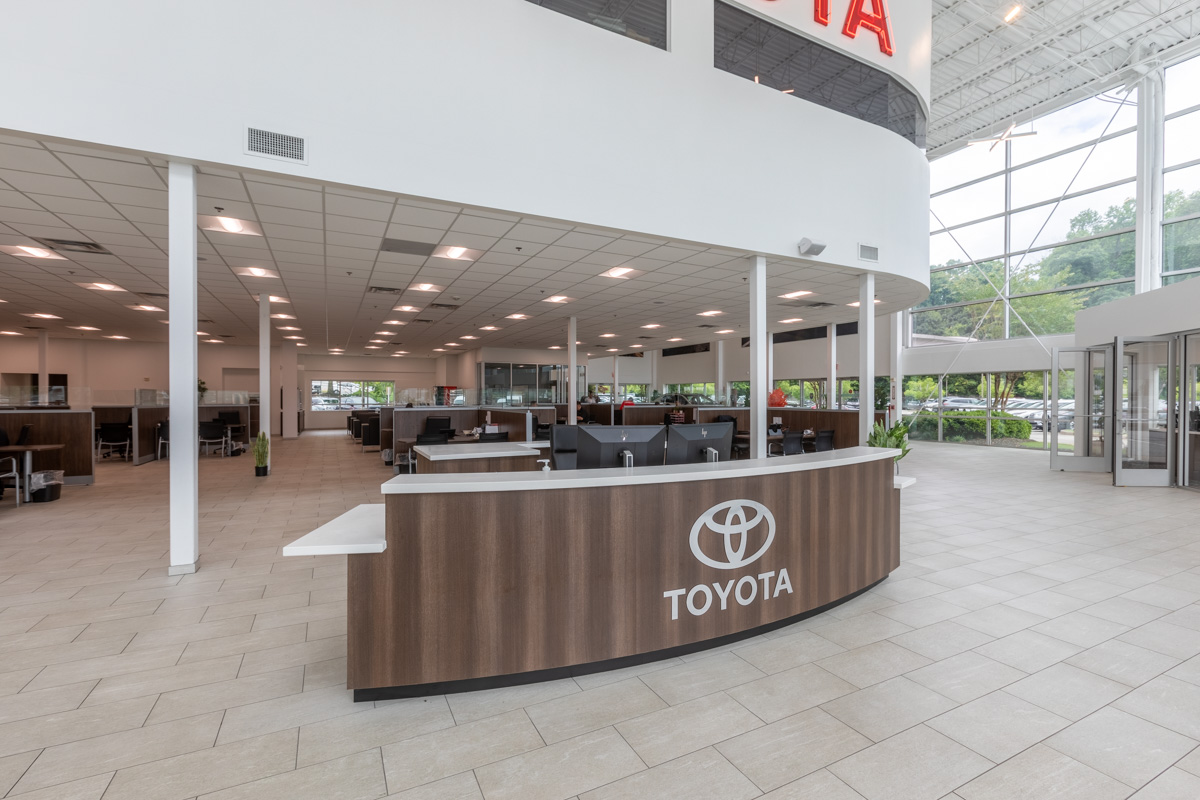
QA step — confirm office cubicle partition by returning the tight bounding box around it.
[0,409,95,485]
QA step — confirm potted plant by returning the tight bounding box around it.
[253,432,269,477]
[197,378,208,404]
[867,420,911,474]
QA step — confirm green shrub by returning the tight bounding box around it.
[907,410,1032,442]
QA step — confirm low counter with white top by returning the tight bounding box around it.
[337,446,906,700]
[412,441,544,474]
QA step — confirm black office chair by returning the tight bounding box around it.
[779,431,807,456]
[814,429,835,452]
[425,416,453,436]
[361,418,381,452]
[15,425,32,446]
[0,428,9,447]
[96,422,131,461]
[415,432,450,445]
[549,425,577,470]
[157,420,170,459]
[715,415,737,424]
[535,423,552,441]
[478,431,509,442]
[198,421,228,456]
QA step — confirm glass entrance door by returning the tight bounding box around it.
[1114,336,1178,488]
[1051,347,1111,472]
[1185,334,1200,491]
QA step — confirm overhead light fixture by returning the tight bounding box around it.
[445,246,467,259]
[779,290,813,299]
[248,267,268,277]
[296,343,307,347]
[600,333,617,338]
[278,326,302,331]
[782,89,795,95]
[630,344,643,348]
[382,320,406,325]
[433,348,446,352]
[480,326,500,331]
[24,313,61,319]
[667,337,683,342]
[600,267,635,279]
[238,267,279,278]
[394,305,420,313]
[106,335,131,340]
[506,314,529,320]
[394,350,409,354]
[445,342,461,347]
[374,331,393,336]
[157,320,170,324]
[329,351,343,355]
[698,310,722,317]
[283,335,304,340]
[17,246,54,258]
[606,348,619,352]
[217,217,245,233]
[69,326,101,331]
[268,296,289,303]
[460,335,478,340]
[410,283,443,292]
[369,339,386,343]
[196,331,209,336]
[271,313,296,320]
[847,299,883,307]
[716,329,735,334]
[1004,4,1021,22]
[549,346,563,350]
[84,283,125,292]
[365,346,380,349]
[0,330,23,336]
[779,318,804,324]
[543,296,569,303]
[641,324,661,329]
[129,305,164,312]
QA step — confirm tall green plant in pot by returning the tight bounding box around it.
[866,420,911,473]
[253,432,269,477]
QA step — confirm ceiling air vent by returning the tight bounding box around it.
[413,318,435,324]
[380,239,437,257]
[799,301,835,309]
[139,292,169,299]
[367,286,405,294]
[858,244,880,262]
[428,303,459,311]
[697,324,717,329]
[246,127,306,164]
[32,237,111,255]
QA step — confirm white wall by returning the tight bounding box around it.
[902,336,1072,377]
[0,0,930,292]
[1074,278,1200,346]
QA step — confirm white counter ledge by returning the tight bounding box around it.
[282,504,386,556]
[412,442,544,461]
[383,446,900,494]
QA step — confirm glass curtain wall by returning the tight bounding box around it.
[1163,56,1200,286]
[310,380,395,411]
[920,91,1140,344]
[905,372,1050,450]
[486,363,583,404]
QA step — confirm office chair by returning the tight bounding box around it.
[96,422,131,462]
[424,416,453,435]
[779,431,807,456]
[715,415,737,424]
[478,431,509,443]
[0,428,9,447]
[415,432,450,445]
[361,418,381,452]
[549,425,577,470]
[198,421,228,456]
[0,455,18,507]
[814,429,835,452]
[535,423,552,441]
[157,420,170,459]
[16,425,32,446]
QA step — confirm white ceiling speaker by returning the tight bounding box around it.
[798,238,826,257]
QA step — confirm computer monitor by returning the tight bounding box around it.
[425,416,453,435]
[665,422,733,465]
[576,426,666,469]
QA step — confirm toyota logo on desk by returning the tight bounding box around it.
[664,500,794,621]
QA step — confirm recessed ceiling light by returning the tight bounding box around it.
[196,331,209,336]
[847,300,883,307]
[576,341,583,345]
[24,313,61,319]
[329,351,343,355]
[549,346,563,350]
[779,318,804,324]
[0,331,23,336]
[83,283,124,292]
[667,337,683,342]
[106,335,131,340]
[278,326,301,331]
[69,325,101,331]
[268,296,289,303]
[365,345,380,349]
[394,350,409,354]
[716,329,735,334]
[410,283,443,292]
[239,267,278,278]
[433,348,446,352]
[543,296,569,303]
[605,348,619,352]
[391,352,404,357]
[394,306,420,313]
[445,342,461,347]
[157,319,171,324]
[480,326,500,331]
[129,305,164,312]
[779,291,813,299]
[698,310,722,316]
[369,339,386,343]
[506,314,529,320]
[641,324,661,329]
[217,217,245,233]
[374,331,393,336]
[445,246,467,259]
[1004,4,1022,23]
[271,313,296,320]
[600,267,634,279]
[460,335,478,340]
[296,343,307,347]
[283,335,304,340]
[17,246,54,258]
[630,344,643,348]
[600,333,617,338]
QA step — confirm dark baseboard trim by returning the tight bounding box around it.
[352,575,889,702]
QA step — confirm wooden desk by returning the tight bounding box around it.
[0,444,65,502]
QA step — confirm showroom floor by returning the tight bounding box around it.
[1,433,1200,799]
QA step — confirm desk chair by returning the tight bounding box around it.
[15,425,32,446]
[731,441,750,459]
[361,418,381,452]
[535,423,551,441]
[478,431,509,443]
[0,456,19,507]
[96,422,131,461]
[549,425,577,470]
[157,420,170,459]
[198,421,228,456]
[778,431,807,456]
[814,429,835,452]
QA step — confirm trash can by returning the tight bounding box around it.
[381,448,394,467]
[29,470,64,503]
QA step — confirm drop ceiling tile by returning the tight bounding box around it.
[385,223,442,244]
[58,215,144,236]
[246,181,323,211]
[260,222,324,244]
[391,205,456,229]
[90,182,166,208]
[0,144,74,176]
[325,194,393,221]
[449,215,516,237]
[0,170,102,201]
[256,205,323,228]
[57,155,165,189]
[326,230,380,250]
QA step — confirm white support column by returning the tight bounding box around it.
[715,339,726,404]
[1136,67,1165,294]
[168,162,199,576]
[649,350,659,399]
[766,336,774,395]
[281,340,298,438]
[611,355,618,425]
[889,312,904,426]
[36,330,49,406]
[258,294,271,471]
[749,256,768,459]
[858,274,876,445]
[567,316,578,426]
[826,324,838,409]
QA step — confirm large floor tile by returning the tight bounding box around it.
[198,749,386,800]
[1113,675,1200,739]
[905,652,1024,703]
[473,727,644,800]
[1065,640,1181,688]
[639,652,765,705]
[716,708,871,791]
[615,691,763,767]
[828,724,993,800]
[579,747,758,800]
[816,641,932,689]
[821,677,958,742]
[727,663,857,723]
[925,691,1070,762]
[1046,707,1197,789]
[297,695,455,766]
[1005,663,1131,720]
[525,678,666,744]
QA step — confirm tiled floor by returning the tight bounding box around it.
[2,433,1200,799]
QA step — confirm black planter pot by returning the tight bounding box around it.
[254,465,268,477]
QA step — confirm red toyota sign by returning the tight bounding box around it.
[769,0,895,56]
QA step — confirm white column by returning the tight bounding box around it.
[611,355,618,424]
[749,256,768,459]
[168,162,199,576]
[258,294,272,470]
[281,340,298,438]
[858,274,876,444]
[567,316,578,426]
[826,324,838,409]
[649,350,659,399]
[1135,67,1165,294]
[889,312,904,425]
[715,339,726,404]
[766,337,774,393]
[36,330,49,406]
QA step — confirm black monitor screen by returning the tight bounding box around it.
[576,426,666,469]
[665,422,733,465]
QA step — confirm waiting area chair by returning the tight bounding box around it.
[777,431,808,456]
[198,421,228,456]
[478,431,509,443]
[814,429,835,452]
[0,456,19,508]
[96,422,131,462]
[361,418,381,452]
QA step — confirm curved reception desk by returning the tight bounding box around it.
[313,446,905,700]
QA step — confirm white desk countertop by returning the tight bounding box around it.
[383,446,900,494]
[281,504,386,556]
[412,442,545,461]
